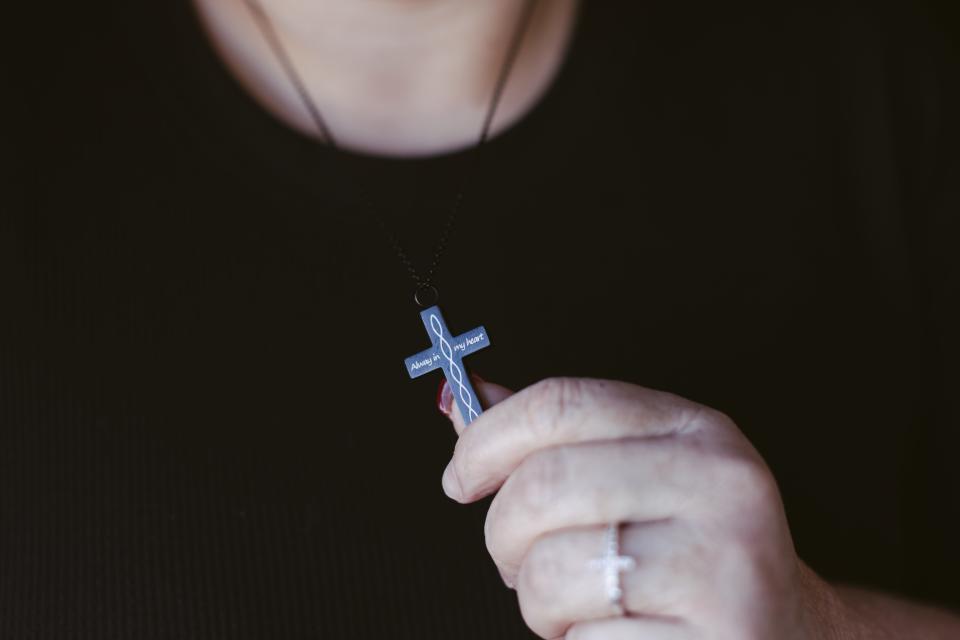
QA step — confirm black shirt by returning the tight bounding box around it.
[3,1,959,637]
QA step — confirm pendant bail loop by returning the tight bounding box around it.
[413,284,439,308]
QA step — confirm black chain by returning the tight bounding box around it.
[375,193,460,307]
[243,0,538,306]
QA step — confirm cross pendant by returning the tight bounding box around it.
[404,305,491,426]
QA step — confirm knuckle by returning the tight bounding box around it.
[711,449,778,513]
[517,536,565,612]
[483,497,502,563]
[450,433,479,492]
[680,403,736,437]
[483,448,570,567]
[513,446,571,514]
[449,452,472,497]
[517,558,567,639]
[517,603,561,640]
[523,377,587,437]
[703,406,742,438]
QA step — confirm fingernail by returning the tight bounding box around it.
[441,462,463,501]
[437,380,453,416]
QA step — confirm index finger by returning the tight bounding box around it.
[443,377,710,503]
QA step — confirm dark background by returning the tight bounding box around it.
[2,1,960,638]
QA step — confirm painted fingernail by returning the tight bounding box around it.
[437,380,453,416]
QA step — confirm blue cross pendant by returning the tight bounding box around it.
[404,305,491,426]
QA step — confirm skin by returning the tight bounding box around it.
[191,1,960,636]
[439,378,960,639]
[190,0,580,156]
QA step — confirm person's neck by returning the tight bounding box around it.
[191,0,579,157]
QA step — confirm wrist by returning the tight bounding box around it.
[795,560,855,640]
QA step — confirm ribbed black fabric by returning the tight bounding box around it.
[3,1,959,637]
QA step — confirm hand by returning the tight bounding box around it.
[438,377,837,640]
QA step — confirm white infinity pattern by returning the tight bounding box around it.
[430,314,480,422]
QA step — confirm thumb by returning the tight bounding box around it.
[438,376,514,435]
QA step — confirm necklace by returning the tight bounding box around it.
[243,0,539,425]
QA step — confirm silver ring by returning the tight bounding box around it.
[588,522,636,615]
